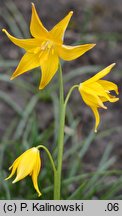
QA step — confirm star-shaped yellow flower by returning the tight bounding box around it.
[5,147,41,197]
[2,3,95,89]
[79,63,119,132]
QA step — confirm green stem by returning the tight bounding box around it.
[64,85,79,109]
[37,145,56,174]
[54,65,79,200]
[54,63,65,200]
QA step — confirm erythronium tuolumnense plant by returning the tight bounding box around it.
[4,3,119,200]
[2,3,95,89]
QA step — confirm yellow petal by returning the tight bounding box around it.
[98,80,119,95]
[58,44,96,61]
[86,82,117,103]
[84,63,116,84]
[30,3,48,39]
[49,11,73,43]
[105,94,119,103]
[10,52,40,80]
[13,148,38,183]
[5,159,20,180]
[80,85,107,109]
[32,151,41,197]
[90,106,100,132]
[5,149,31,180]
[2,29,41,51]
[39,50,59,89]
[79,86,100,132]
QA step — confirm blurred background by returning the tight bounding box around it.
[0,0,122,199]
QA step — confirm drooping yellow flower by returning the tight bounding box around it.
[5,147,41,197]
[2,3,95,89]
[79,63,119,132]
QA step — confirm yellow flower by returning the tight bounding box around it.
[5,147,41,197]
[79,63,119,132]
[2,3,95,89]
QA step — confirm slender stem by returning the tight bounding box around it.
[64,85,79,109]
[54,66,79,199]
[54,63,65,200]
[58,63,64,108]
[37,145,56,174]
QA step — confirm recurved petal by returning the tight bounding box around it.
[30,3,48,39]
[85,82,117,103]
[10,52,40,80]
[90,106,100,132]
[97,80,119,95]
[32,151,41,197]
[5,158,21,180]
[2,29,41,51]
[84,63,116,84]
[39,50,59,89]
[58,44,96,61]
[49,11,73,43]
[79,87,100,132]
[106,94,119,103]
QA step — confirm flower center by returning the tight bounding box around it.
[32,40,55,57]
[41,40,54,51]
